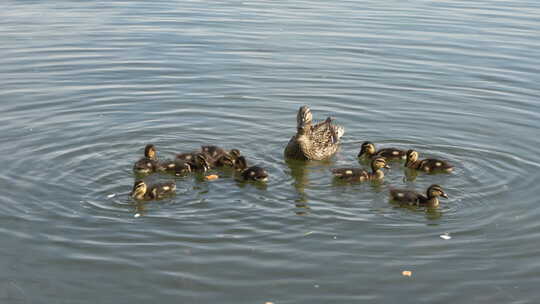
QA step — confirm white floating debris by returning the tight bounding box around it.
[134,213,141,218]
[333,236,337,240]
[107,193,116,198]
[402,270,412,277]
[305,231,314,236]
[440,233,452,240]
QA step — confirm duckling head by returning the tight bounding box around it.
[242,166,269,182]
[427,184,448,199]
[131,180,147,200]
[371,157,390,171]
[358,141,376,157]
[144,144,157,160]
[229,149,241,159]
[405,149,419,164]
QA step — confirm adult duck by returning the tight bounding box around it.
[284,105,344,160]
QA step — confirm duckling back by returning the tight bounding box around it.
[332,168,369,182]
[389,189,423,205]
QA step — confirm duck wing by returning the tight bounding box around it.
[389,189,421,205]
[418,159,453,172]
[304,117,344,159]
[375,148,405,159]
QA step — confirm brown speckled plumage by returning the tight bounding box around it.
[284,106,344,160]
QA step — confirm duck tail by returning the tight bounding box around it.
[332,125,345,143]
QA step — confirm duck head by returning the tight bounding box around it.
[358,141,376,157]
[405,149,419,165]
[371,157,390,171]
[131,180,147,200]
[242,166,269,182]
[144,144,157,160]
[427,184,448,199]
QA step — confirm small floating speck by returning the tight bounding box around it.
[107,193,116,198]
[305,231,314,236]
[333,236,337,240]
[402,270,412,277]
[134,213,141,218]
[440,233,452,240]
[205,174,219,181]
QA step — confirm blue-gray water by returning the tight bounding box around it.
[2,1,540,303]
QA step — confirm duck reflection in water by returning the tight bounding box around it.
[285,158,337,215]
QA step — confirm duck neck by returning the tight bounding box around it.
[131,188,145,200]
[424,192,440,207]
[406,159,420,169]
[362,149,375,157]
[371,168,384,180]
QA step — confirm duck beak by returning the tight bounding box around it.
[384,164,390,169]
[258,172,269,182]
[441,192,448,199]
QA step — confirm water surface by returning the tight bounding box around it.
[1,1,540,303]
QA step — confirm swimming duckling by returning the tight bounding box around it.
[175,151,211,171]
[130,180,176,201]
[405,149,454,173]
[215,148,242,167]
[332,157,390,182]
[389,184,448,208]
[201,146,242,168]
[358,141,406,160]
[234,156,269,182]
[284,105,344,160]
[190,152,211,171]
[157,159,192,176]
[133,144,159,175]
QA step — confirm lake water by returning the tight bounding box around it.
[1,1,540,303]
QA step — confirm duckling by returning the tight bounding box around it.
[234,156,269,182]
[405,149,454,173]
[284,105,344,160]
[332,157,390,182]
[175,151,211,171]
[389,184,448,208]
[133,144,160,175]
[215,148,242,167]
[201,146,242,168]
[190,152,211,172]
[130,180,176,201]
[157,159,192,176]
[358,141,406,160]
